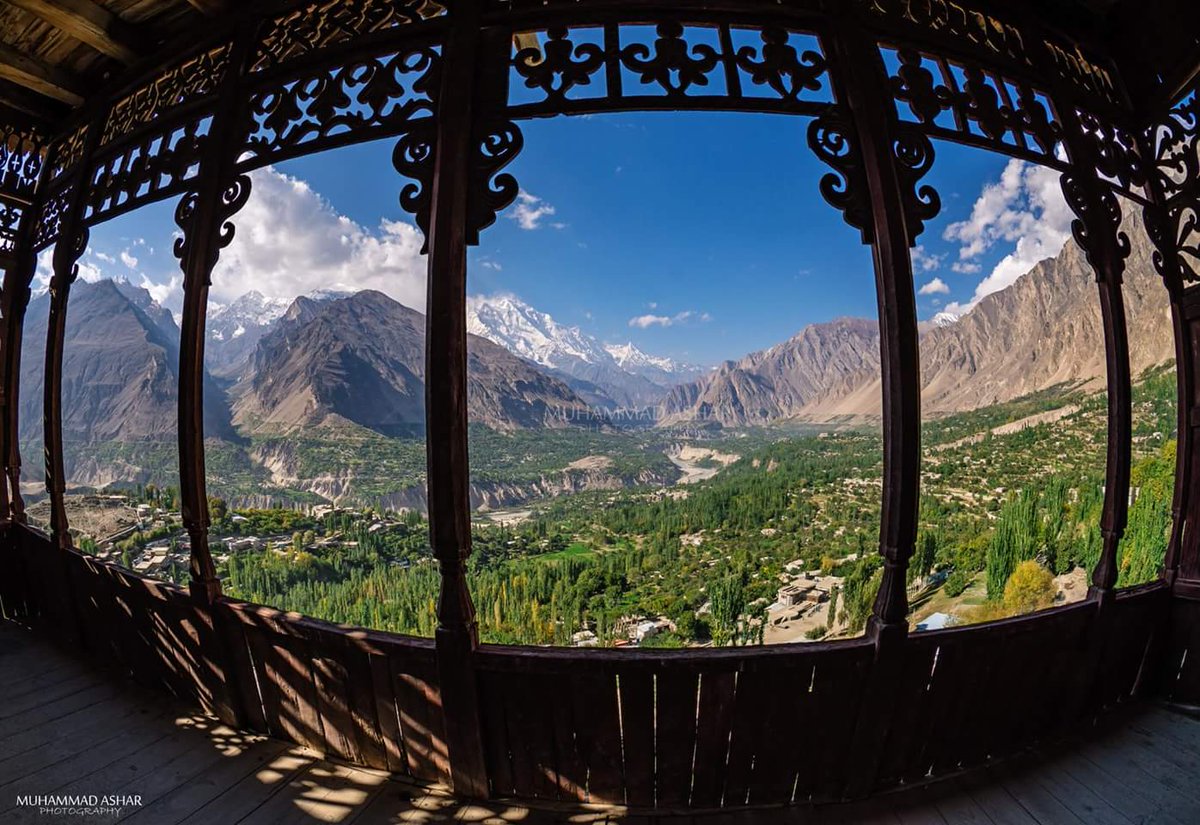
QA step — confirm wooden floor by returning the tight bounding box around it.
[2,621,1199,825]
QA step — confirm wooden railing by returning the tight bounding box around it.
[2,520,1189,810]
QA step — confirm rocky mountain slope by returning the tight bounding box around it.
[232,290,596,434]
[661,210,1175,426]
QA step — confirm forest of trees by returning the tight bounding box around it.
[215,364,1178,646]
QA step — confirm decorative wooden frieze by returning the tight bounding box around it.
[251,0,444,72]
[100,45,234,148]
[243,43,439,168]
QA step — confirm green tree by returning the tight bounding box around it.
[1002,560,1056,614]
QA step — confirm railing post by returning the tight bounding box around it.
[820,17,934,799]
[415,0,490,799]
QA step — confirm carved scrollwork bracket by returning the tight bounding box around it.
[1061,173,1130,283]
[467,119,523,245]
[808,109,872,245]
[172,174,254,284]
[393,122,436,252]
[49,225,90,292]
[893,124,941,242]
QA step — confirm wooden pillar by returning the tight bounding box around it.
[825,25,927,649]
[42,126,99,552]
[1136,128,1196,586]
[821,19,933,800]
[172,35,252,605]
[1055,149,1134,602]
[416,0,489,799]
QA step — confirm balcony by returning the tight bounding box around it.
[1,0,1200,820]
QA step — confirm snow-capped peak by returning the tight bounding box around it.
[931,311,960,328]
[467,294,610,370]
[605,341,685,373]
[209,290,290,327]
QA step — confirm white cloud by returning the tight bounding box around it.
[918,277,950,296]
[911,245,945,273]
[119,249,139,269]
[478,259,502,271]
[942,159,1072,315]
[210,166,427,310]
[951,261,981,275]
[627,309,709,328]
[507,190,560,231]
[629,314,671,329]
[140,274,181,307]
[94,251,115,264]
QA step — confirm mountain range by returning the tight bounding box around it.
[17,202,1176,496]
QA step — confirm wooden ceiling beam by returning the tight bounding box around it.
[183,0,228,14]
[0,42,85,106]
[2,0,142,64]
[0,77,65,123]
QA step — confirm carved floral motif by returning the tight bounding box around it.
[245,46,438,164]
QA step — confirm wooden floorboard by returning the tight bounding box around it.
[3,621,1200,825]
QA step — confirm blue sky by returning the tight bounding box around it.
[60,113,1072,365]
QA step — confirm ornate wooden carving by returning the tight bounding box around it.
[251,0,444,73]
[0,119,45,204]
[466,118,522,245]
[884,47,1063,165]
[0,201,20,258]
[808,108,872,244]
[100,45,233,148]
[243,44,439,170]
[506,23,832,118]
[84,117,210,224]
[855,0,1119,106]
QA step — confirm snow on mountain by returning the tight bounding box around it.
[207,291,291,377]
[932,311,960,328]
[606,342,682,373]
[467,294,612,371]
[467,294,704,409]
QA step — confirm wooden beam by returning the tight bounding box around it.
[0,42,84,106]
[183,0,227,15]
[0,79,63,124]
[2,0,141,64]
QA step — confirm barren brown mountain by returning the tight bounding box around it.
[660,209,1174,426]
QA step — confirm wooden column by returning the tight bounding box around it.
[823,20,929,800]
[42,126,99,552]
[1055,120,1134,602]
[826,25,925,648]
[418,0,489,799]
[1,205,41,523]
[1135,126,1195,586]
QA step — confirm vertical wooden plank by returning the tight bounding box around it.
[570,668,624,804]
[368,648,408,774]
[654,669,700,808]
[313,653,359,763]
[618,669,655,807]
[477,670,514,797]
[340,637,388,771]
[723,667,769,807]
[689,669,736,809]
[506,673,561,799]
[393,657,447,784]
[215,604,267,732]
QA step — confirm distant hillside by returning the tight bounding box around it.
[660,208,1174,426]
[232,289,597,434]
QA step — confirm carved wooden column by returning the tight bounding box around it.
[399,0,518,798]
[1057,160,1134,602]
[172,36,252,606]
[820,18,937,799]
[822,24,934,649]
[42,125,100,552]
